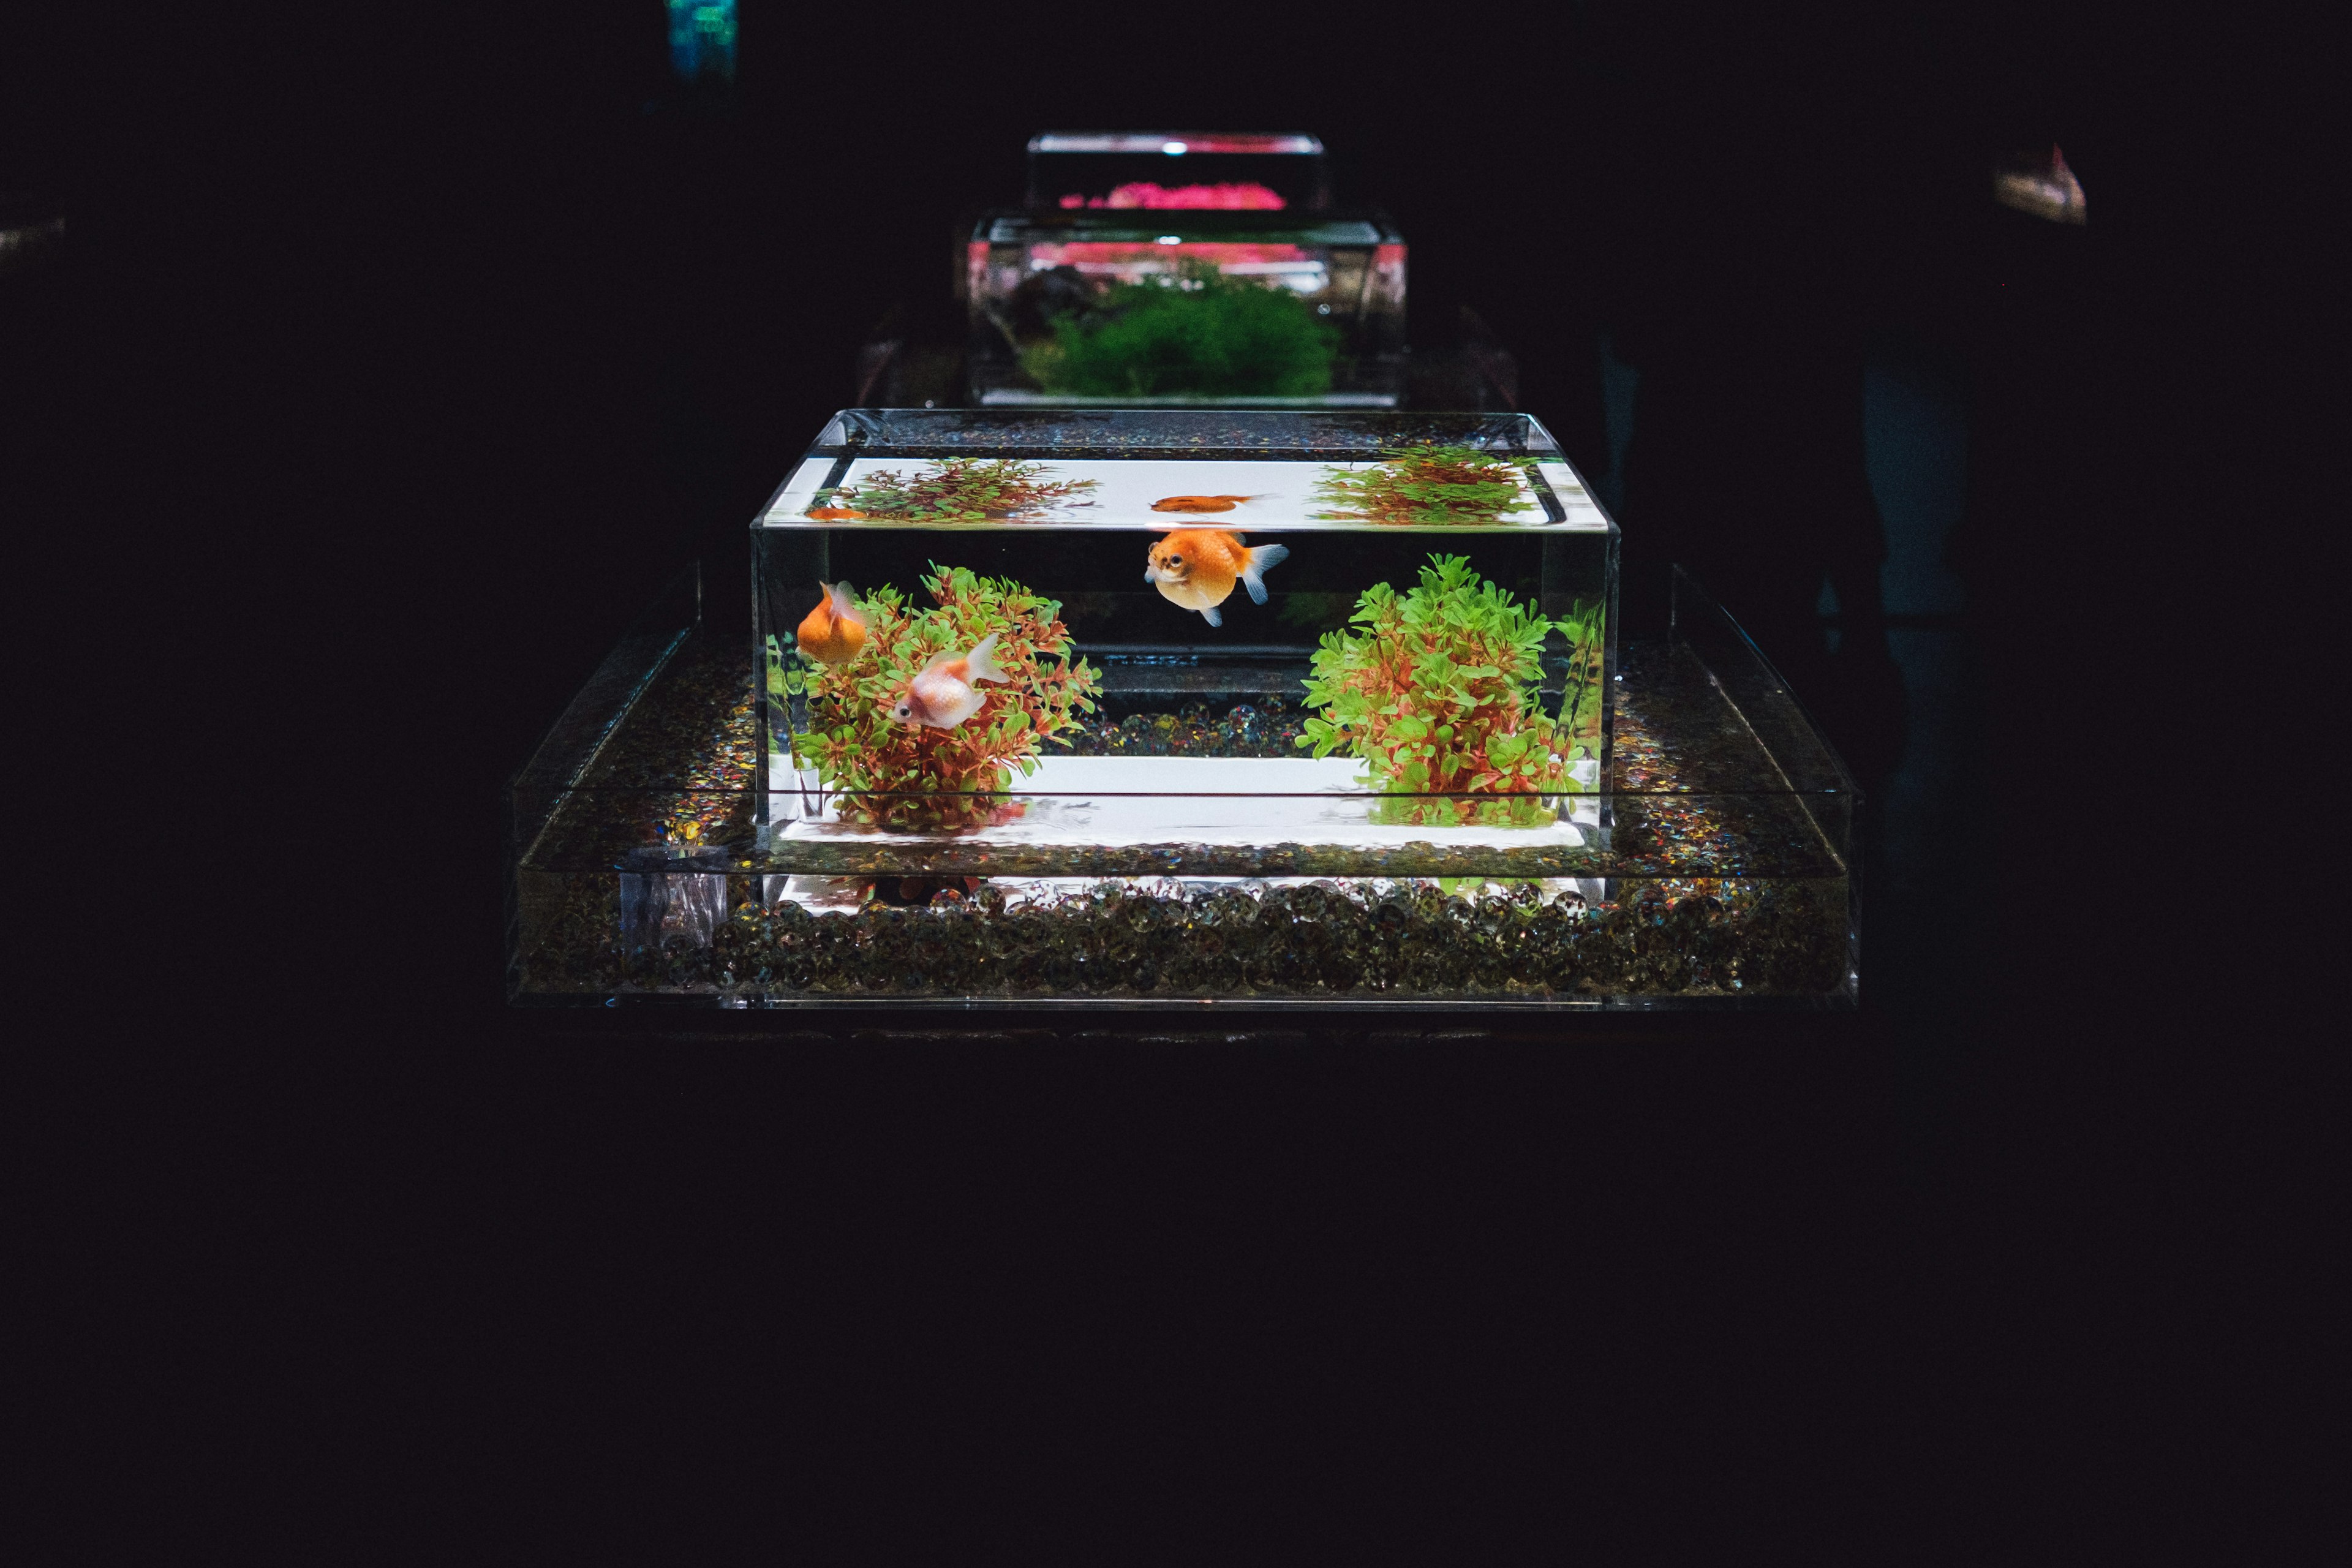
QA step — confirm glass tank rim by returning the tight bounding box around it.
[756,408,1609,532]
[755,524,1610,536]
[1028,132,1325,154]
[797,407,1566,456]
[528,786,1854,802]
[969,393,1406,410]
[978,210,1395,244]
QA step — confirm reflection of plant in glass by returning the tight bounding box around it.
[1298,555,1586,826]
[1311,444,1535,524]
[791,566,1099,828]
[1020,258,1337,398]
[764,631,801,758]
[1553,597,1606,749]
[812,459,1095,522]
[1276,590,1358,634]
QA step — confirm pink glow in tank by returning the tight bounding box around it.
[1057,182,1289,211]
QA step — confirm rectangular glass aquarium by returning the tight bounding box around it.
[509,408,1858,1009]
[967,132,1406,408]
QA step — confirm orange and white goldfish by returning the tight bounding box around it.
[1144,531,1289,627]
[1151,494,1262,514]
[796,581,870,664]
[890,633,1009,729]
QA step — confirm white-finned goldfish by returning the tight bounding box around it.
[1143,530,1289,627]
[796,581,870,664]
[890,632,1009,729]
[1150,494,1263,514]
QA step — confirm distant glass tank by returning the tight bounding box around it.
[967,135,1408,408]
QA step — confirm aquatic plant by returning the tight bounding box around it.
[1311,444,1536,524]
[786,566,1098,828]
[1297,554,1594,826]
[811,459,1095,522]
[1020,258,1338,398]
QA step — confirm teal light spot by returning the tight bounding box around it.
[668,0,736,81]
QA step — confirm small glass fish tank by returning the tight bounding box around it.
[1025,132,1333,213]
[508,408,1861,1009]
[510,414,1858,1008]
[967,133,1407,408]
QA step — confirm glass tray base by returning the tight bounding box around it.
[509,568,1858,1010]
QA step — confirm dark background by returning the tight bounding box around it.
[8,2,2310,1553]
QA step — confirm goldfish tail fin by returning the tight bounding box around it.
[1240,543,1289,605]
[963,631,1008,684]
[829,581,865,621]
[1200,605,1223,628]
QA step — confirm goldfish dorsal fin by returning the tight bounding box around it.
[962,631,1008,685]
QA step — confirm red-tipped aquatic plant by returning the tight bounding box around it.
[795,566,1099,828]
[1298,554,1589,826]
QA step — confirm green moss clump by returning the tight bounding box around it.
[791,566,1099,829]
[1298,554,1597,826]
[1312,444,1537,524]
[1020,259,1338,398]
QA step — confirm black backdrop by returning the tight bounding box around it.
[9,2,2306,1554]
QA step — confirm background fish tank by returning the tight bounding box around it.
[966,134,1407,408]
[1024,131,1333,213]
[509,398,1841,1011]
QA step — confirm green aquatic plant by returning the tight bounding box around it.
[1297,554,1594,826]
[812,459,1095,522]
[1020,258,1338,398]
[1311,443,1536,524]
[783,566,1098,828]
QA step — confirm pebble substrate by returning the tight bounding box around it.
[515,635,1853,1001]
[1060,697,1315,758]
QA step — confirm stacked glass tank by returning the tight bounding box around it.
[507,543,1860,1008]
[967,133,1406,407]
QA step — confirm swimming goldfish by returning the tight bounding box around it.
[890,632,1009,729]
[796,581,870,664]
[1151,494,1262,514]
[1144,531,1289,627]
